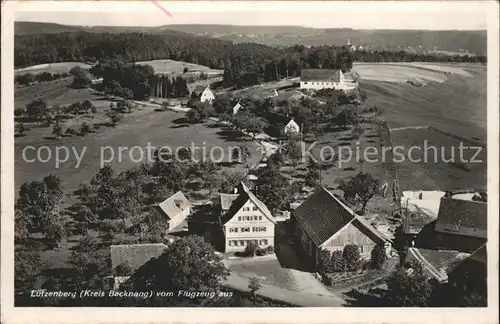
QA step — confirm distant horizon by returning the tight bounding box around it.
[13,1,489,31]
[15,20,487,32]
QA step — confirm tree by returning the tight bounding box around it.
[125,236,230,295]
[244,117,267,139]
[218,170,247,194]
[248,277,262,300]
[52,123,63,139]
[81,100,95,114]
[15,251,44,293]
[254,164,290,212]
[16,123,29,136]
[76,205,96,234]
[382,268,434,307]
[69,66,86,76]
[351,123,364,140]
[45,217,66,249]
[26,99,48,120]
[370,244,387,269]
[338,171,379,215]
[72,72,92,89]
[244,242,259,257]
[342,244,361,271]
[283,137,302,172]
[14,108,25,118]
[107,112,123,127]
[80,122,91,136]
[231,144,251,164]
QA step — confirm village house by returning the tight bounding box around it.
[434,196,487,253]
[300,69,359,92]
[218,182,276,253]
[109,243,169,289]
[232,102,242,115]
[192,85,215,103]
[291,186,389,271]
[284,118,300,135]
[146,191,192,234]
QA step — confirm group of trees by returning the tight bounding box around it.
[15,174,65,247]
[318,244,363,274]
[151,75,189,98]
[15,71,69,86]
[15,32,485,91]
[91,59,155,100]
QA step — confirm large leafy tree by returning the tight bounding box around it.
[338,171,379,215]
[126,236,229,295]
[26,99,48,120]
[15,251,45,293]
[382,267,435,307]
[254,164,291,212]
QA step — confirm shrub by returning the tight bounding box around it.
[244,242,259,257]
[255,248,266,256]
[343,244,361,271]
[80,122,91,136]
[265,245,274,254]
[65,127,78,136]
[99,219,124,234]
[370,244,387,269]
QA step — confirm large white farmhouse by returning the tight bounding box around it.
[192,85,215,103]
[219,182,276,253]
[300,69,359,92]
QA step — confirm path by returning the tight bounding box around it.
[223,272,345,307]
[408,248,447,282]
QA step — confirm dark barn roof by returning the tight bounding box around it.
[300,69,341,82]
[435,197,487,239]
[110,243,168,275]
[292,186,388,246]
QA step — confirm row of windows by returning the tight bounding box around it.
[237,215,262,221]
[241,207,258,212]
[229,227,267,233]
[228,239,268,247]
[303,82,335,86]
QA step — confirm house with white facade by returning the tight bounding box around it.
[192,85,215,103]
[146,191,192,234]
[232,102,242,115]
[284,118,300,135]
[218,182,276,253]
[300,69,359,92]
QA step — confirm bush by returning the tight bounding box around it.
[99,219,124,234]
[370,244,387,269]
[255,248,266,256]
[343,244,361,271]
[65,127,79,136]
[265,245,274,254]
[244,242,259,257]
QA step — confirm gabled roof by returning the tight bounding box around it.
[220,193,239,211]
[469,243,487,264]
[435,197,487,239]
[158,191,191,220]
[110,243,168,275]
[220,182,275,225]
[301,69,341,82]
[285,119,300,129]
[292,186,388,246]
[232,102,242,114]
[193,85,209,96]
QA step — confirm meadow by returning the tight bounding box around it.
[14,62,92,75]
[135,59,224,76]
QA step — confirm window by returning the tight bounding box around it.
[259,216,262,220]
[253,216,258,221]
[238,217,242,221]
[260,239,268,245]
[253,207,258,211]
[242,227,250,232]
[359,246,363,253]
[239,240,244,246]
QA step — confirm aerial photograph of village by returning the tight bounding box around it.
[11,5,488,308]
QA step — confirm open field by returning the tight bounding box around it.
[15,62,92,75]
[358,64,486,143]
[354,62,476,80]
[135,59,224,76]
[390,127,486,191]
[15,108,261,192]
[15,79,109,111]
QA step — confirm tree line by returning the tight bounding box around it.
[15,32,485,90]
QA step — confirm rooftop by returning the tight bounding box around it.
[158,191,192,220]
[110,243,168,276]
[300,69,341,82]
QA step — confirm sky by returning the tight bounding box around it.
[13,1,489,30]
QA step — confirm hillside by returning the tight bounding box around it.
[15,22,487,55]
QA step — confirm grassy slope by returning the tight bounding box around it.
[358,65,487,191]
[361,66,486,142]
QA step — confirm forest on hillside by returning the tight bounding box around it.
[15,32,486,88]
